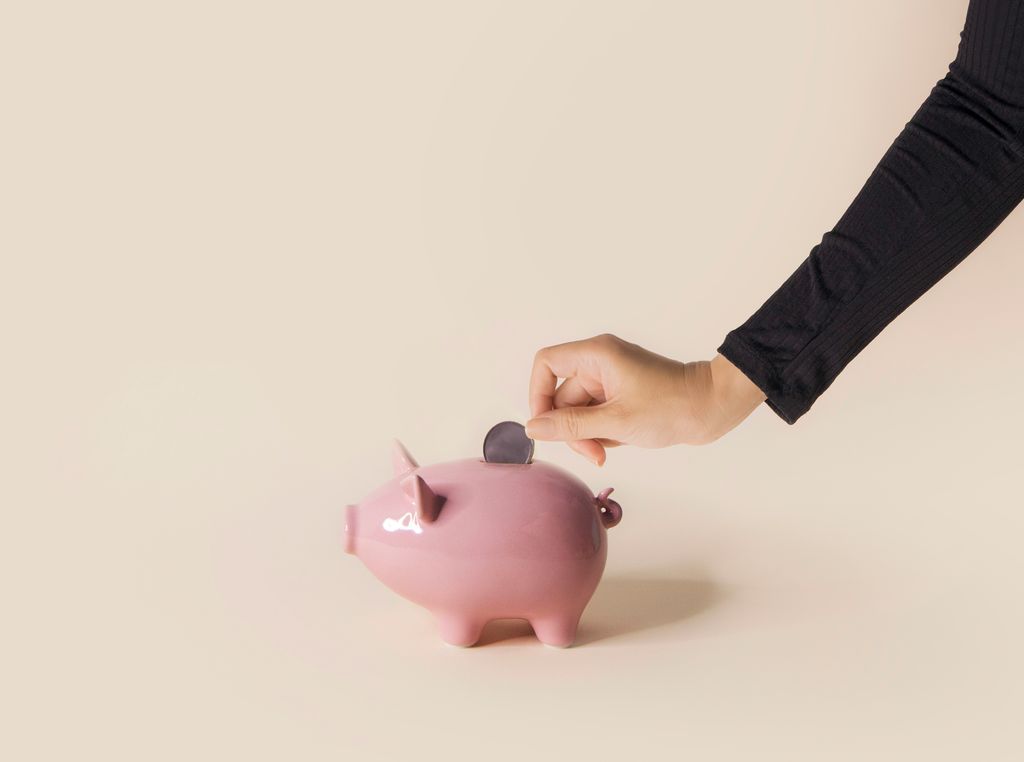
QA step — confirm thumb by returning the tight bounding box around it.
[526,404,619,442]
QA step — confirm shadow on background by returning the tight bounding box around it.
[576,575,723,645]
[474,574,724,647]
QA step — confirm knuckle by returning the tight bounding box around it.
[590,333,622,358]
[532,346,552,369]
[559,408,583,439]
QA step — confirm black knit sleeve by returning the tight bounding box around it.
[718,0,1024,424]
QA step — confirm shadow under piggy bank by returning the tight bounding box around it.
[474,575,724,647]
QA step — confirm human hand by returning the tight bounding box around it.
[526,333,766,465]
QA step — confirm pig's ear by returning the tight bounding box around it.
[401,473,443,524]
[391,439,419,476]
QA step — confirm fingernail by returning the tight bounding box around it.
[525,416,554,439]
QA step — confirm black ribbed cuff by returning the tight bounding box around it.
[716,331,810,425]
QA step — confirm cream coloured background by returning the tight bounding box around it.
[4,0,1024,759]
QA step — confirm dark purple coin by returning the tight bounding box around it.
[483,421,534,464]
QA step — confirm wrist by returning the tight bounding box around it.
[708,353,766,434]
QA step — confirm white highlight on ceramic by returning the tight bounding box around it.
[383,511,423,535]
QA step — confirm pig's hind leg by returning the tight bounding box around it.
[436,615,487,647]
[530,613,580,648]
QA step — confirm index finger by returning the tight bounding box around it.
[528,340,592,418]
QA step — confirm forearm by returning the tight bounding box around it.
[719,0,1024,423]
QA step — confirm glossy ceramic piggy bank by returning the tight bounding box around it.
[344,440,623,647]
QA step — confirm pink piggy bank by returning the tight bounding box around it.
[344,440,623,647]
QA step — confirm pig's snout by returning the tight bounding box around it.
[344,504,358,555]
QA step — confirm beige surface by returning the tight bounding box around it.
[5,1,1024,759]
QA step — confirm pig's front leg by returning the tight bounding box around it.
[530,614,581,648]
[436,615,487,647]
